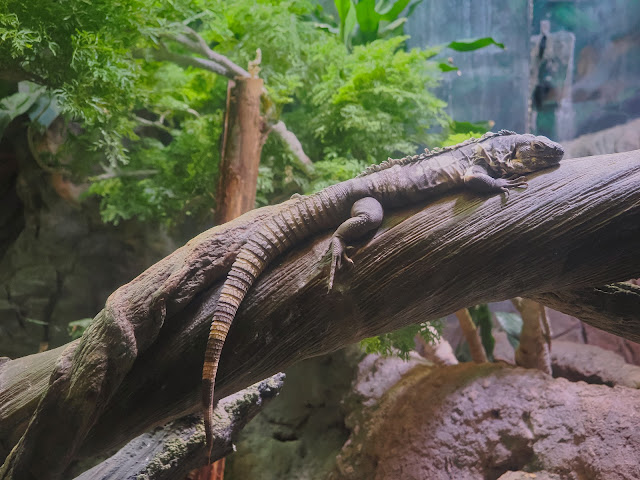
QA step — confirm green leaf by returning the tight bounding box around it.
[344,2,357,44]
[438,62,458,72]
[449,120,492,134]
[335,0,357,44]
[447,37,505,51]
[379,17,407,35]
[494,311,523,349]
[469,304,494,360]
[378,0,421,22]
[68,318,94,340]
[0,83,46,136]
[360,320,442,360]
[355,0,381,40]
[25,318,49,326]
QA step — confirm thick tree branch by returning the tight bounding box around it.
[1,151,639,478]
[531,282,640,343]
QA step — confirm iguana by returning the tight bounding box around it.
[202,130,564,459]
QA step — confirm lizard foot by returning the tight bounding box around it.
[496,176,528,199]
[328,236,353,292]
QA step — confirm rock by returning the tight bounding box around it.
[552,340,640,388]
[333,362,640,480]
[544,307,640,366]
[493,330,516,365]
[353,352,429,406]
[225,347,362,480]
[498,472,562,480]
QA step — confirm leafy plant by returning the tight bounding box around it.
[360,320,442,360]
[334,0,424,47]
[68,318,94,340]
[494,311,523,349]
[468,304,494,361]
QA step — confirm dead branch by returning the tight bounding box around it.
[72,374,284,480]
[1,151,639,479]
[455,309,488,363]
[155,28,314,171]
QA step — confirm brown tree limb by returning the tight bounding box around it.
[455,309,488,363]
[1,151,639,478]
[531,282,640,343]
[215,77,268,224]
[511,298,552,374]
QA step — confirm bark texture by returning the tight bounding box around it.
[531,283,640,344]
[215,77,267,224]
[512,298,552,374]
[455,308,488,363]
[0,151,639,479]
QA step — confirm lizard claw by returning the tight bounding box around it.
[496,177,528,201]
[328,236,353,292]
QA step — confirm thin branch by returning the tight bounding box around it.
[269,120,313,168]
[90,169,159,181]
[182,27,250,78]
[455,308,487,363]
[134,115,173,132]
[152,43,230,77]
[72,374,285,480]
[511,298,552,374]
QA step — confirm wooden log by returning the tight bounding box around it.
[1,151,639,479]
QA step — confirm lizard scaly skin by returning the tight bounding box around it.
[202,131,564,459]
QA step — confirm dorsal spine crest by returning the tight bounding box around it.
[357,129,517,177]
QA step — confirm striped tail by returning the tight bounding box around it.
[202,242,269,462]
[201,186,351,462]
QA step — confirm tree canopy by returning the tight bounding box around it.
[1,0,453,225]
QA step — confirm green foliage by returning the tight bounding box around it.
[469,304,494,361]
[68,318,94,340]
[1,0,451,225]
[494,311,523,349]
[360,320,442,360]
[333,0,424,47]
[440,119,491,147]
[295,35,446,167]
[446,37,505,52]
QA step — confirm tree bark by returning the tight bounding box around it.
[215,77,268,224]
[1,151,639,479]
[455,309,488,363]
[530,282,640,343]
[512,298,552,374]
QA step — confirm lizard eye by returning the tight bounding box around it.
[532,141,545,151]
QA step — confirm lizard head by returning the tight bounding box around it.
[495,133,564,175]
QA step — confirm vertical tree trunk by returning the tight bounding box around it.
[455,308,488,363]
[512,298,552,374]
[215,77,268,224]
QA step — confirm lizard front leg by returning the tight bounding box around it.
[328,196,384,291]
[463,166,528,199]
